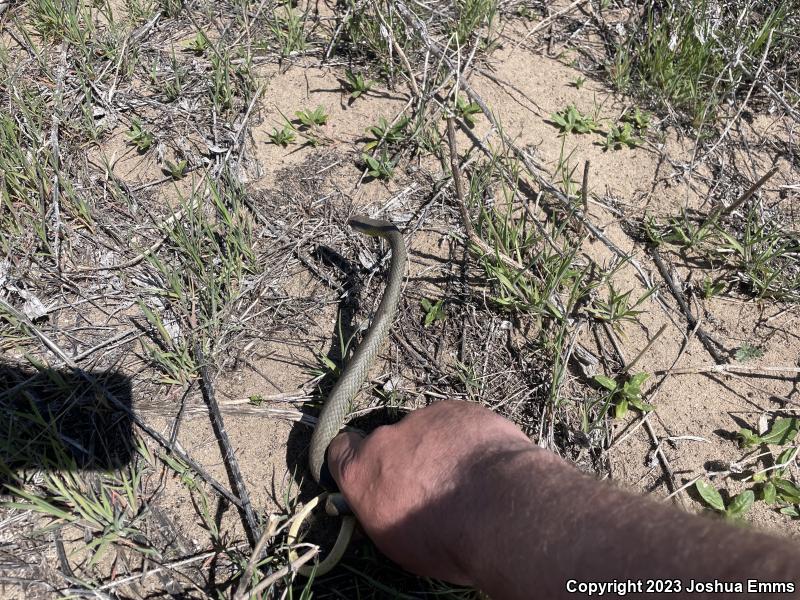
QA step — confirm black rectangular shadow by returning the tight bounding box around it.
[0,362,133,488]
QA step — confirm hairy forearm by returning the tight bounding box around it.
[461,448,800,599]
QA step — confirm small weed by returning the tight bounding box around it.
[345,70,374,100]
[570,76,586,90]
[248,394,266,406]
[753,447,800,512]
[735,343,764,363]
[515,4,535,19]
[738,417,798,448]
[268,124,296,147]
[603,122,638,150]
[362,151,394,180]
[185,31,209,55]
[736,417,800,517]
[714,209,800,302]
[661,210,716,250]
[550,105,598,135]
[454,0,497,45]
[695,480,754,520]
[127,119,154,152]
[454,358,481,401]
[210,54,235,113]
[455,96,482,128]
[594,372,653,419]
[364,116,409,151]
[587,281,656,331]
[162,159,188,180]
[622,107,651,132]
[295,105,329,127]
[269,6,308,58]
[420,298,446,327]
[701,276,726,299]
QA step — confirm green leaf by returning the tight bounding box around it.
[629,397,654,413]
[628,372,649,388]
[737,428,762,448]
[780,505,800,518]
[593,375,617,391]
[735,344,764,362]
[695,479,725,512]
[614,398,628,419]
[762,481,777,504]
[760,417,799,445]
[775,447,798,477]
[774,478,800,504]
[726,490,754,518]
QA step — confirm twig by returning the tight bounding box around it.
[580,160,590,215]
[233,515,280,599]
[96,544,248,592]
[654,364,800,376]
[445,118,524,271]
[663,475,702,502]
[650,247,727,364]
[194,342,261,548]
[513,0,589,51]
[701,165,779,228]
[624,324,667,374]
[72,329,140,362]
[244,547,319,598]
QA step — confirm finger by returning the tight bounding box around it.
[327,431,365,491]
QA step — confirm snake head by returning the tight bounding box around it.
[348,215,400,237]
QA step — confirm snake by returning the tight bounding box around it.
[288,215,407,577]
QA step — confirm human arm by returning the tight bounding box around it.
[328,401,800,599]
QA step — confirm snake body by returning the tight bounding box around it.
[308,216,408,483]
[291,215,406,577]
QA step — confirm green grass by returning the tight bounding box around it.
[646,205,800,302]
[610,0,794,128]
[269,5,309,58]
[142,176,257,382]
[453,0,497,45]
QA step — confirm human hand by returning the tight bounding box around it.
[327,400,536,584]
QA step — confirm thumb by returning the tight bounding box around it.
[327,431,366,494]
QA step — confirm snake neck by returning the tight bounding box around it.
[308,230,407,483]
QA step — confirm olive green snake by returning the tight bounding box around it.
[288,215,407,577]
